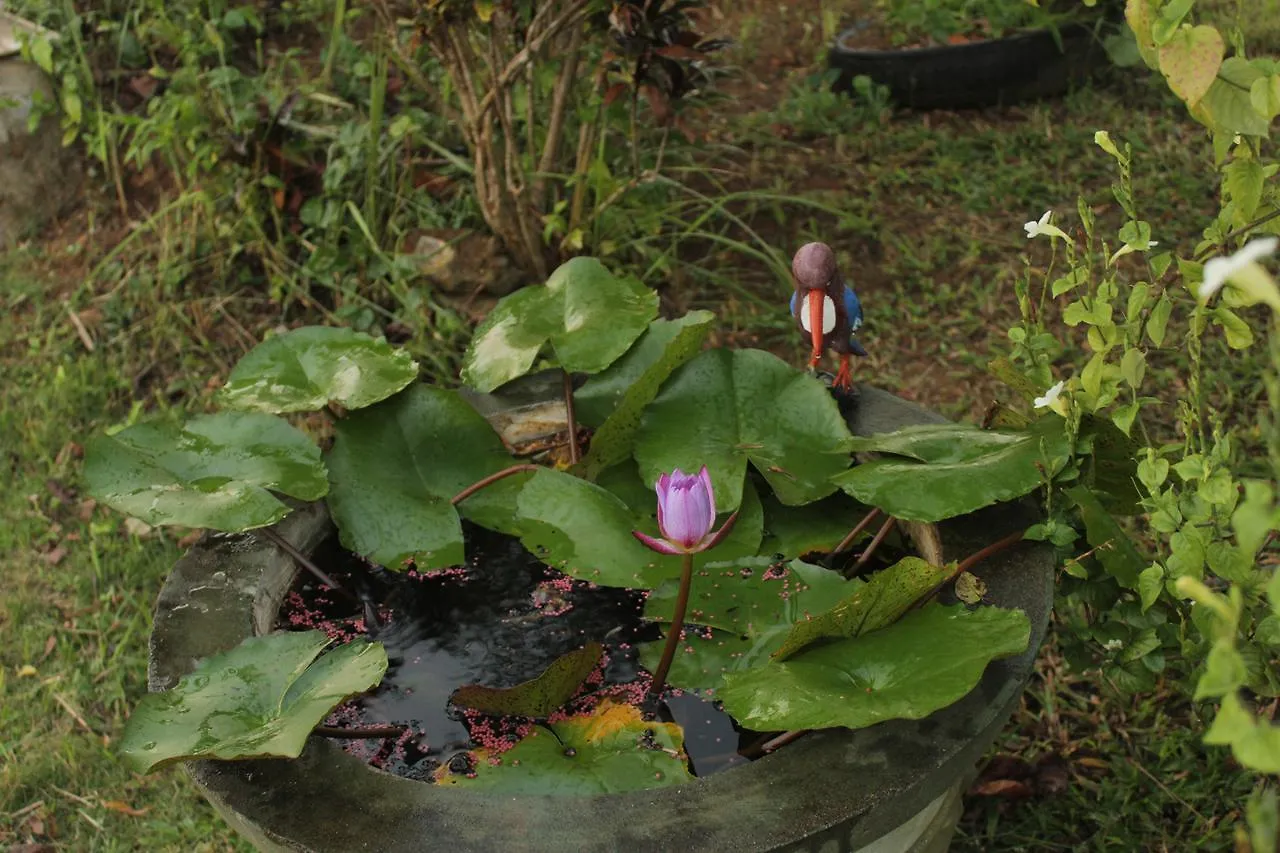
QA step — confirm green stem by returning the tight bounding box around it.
[451,464,541,505]
[650,552,694,697]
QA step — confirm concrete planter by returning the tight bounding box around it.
[148,385,1054,853]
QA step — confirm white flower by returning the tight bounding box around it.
[1200,237,1279,300]
[1102,639,1124,652]
[1033,380,1065,409]
[1024,210,1071,242]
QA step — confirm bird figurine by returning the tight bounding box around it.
[789,241,867,392]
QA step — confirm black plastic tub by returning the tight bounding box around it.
[828,21,1105,110]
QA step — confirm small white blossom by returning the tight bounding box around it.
[1024,210,1071,242]
[1033,380,1065,410]
[1102,639,1124,652]
[1200,237,1279,300]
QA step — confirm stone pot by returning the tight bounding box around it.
[148,384,1054,853]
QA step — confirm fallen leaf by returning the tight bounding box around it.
[177,530,203,549]
[39,636,56,662]
[102,800,150,817]
[42,546,67,566]
[123,517,153,538]
[1076,756,1108,770]
[76,499,97,521]
[968,778,1033,798]
[128,74,159,99]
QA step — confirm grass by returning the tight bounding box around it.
[1,0,1274,849]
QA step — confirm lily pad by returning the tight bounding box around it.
[638,560,862,692]
[461,258,659,393]
[83,412,328,532]
[771,556,950,661]
[634,349,853,512]
[434,700,692,794]
[220,326,419,413]
[451,643,603,718]
[718,604,1031,731]
[513,468,680,588]
[121,630,388,773]
[575,312,715,480]
[834,419,1070,522]
[759,490,869,559]
[326,386,514,569]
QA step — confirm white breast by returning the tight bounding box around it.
[799,293,837,335]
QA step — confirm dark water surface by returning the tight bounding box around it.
[278,524,755,781]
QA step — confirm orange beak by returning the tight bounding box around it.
[808,291,824,367]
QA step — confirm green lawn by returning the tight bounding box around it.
[1,0,1272,849]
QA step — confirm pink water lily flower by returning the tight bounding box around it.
[633,466,738,555]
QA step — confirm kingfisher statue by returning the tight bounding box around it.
[789,242,867,391]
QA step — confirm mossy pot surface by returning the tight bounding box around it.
[148,385,1054,853]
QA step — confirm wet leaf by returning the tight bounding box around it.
[451,643,603,718]
[576,312,714,480]
[718,604,1030,731]
[771,556,950,660]
[638,559,861,691]
[834,419,1069,522]
[220,326,418,414]
[462,258,658,392]
[326,386,514,569]
[758,490,868,558]
[434,700,693,794]
[84,413,327,532]
[634,349,852,512]
[120,631,387,773]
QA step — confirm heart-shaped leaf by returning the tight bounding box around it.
[433,700,693,794]
[326,386,514,570]
[121,631,388,773]
[462,258,659,392]
[1158,24,1224,107]
[1193,58,1273,137]
[770,556,950,660]
[84,413,328,531]
[514,468,728,588]
[576,312,715,480]
[834,419,1070,522]
[718,604,1030,731]
[220,326,419,413]
[451,643,603,718]
[638,559,862,691]
[634,349,852,512]
[759,490,869,559]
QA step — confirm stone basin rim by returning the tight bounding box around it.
[146,384,1054,853]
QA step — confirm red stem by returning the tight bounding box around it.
[649,552,694,696]
[451,464,540,505]
[831,507,883,556]
[851,516,896,574]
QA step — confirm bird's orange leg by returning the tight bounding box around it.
[833,354,853,391]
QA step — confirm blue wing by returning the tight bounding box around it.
[789,291,798,317]
[843,286,863,331]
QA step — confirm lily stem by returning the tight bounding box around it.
[259,527,356,603]
[312,724,407,740]
[650,552,694,697]
[451,464,541,505]
[950,530,1025,581]
[831,507,883,557]
[563,369,580,465]
[850,516,896,575]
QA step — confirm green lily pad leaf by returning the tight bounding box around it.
[83,413,328,532]
[771,556,950,661]
[451,643,603,718]
[595,462,764,581]
[220,326,419,414]
[326,386,514,570]
[514,468,671,588]
[634,349,852,512]
[120,630,388,773]
[834,419,1070,522]
[718,604,1030,731]
[461,258,659,393]
[434,700,693,794]
[577,312,715,480]
[759,490,869,558]
[638,559,862,691]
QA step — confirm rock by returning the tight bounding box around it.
[0,56,82,247]
[401,229,524,297]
